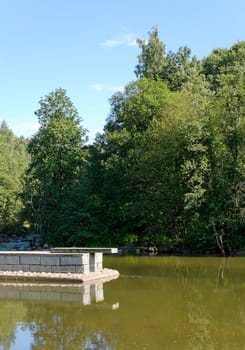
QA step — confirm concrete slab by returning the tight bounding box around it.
[50,247,118,254]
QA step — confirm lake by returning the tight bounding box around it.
[0,256,244,349]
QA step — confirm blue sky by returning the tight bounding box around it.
[0,0,244,141]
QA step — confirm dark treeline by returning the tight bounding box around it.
[1,28,245,255]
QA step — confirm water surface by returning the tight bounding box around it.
[0,256,244,349]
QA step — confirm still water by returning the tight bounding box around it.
[0,256,244,350]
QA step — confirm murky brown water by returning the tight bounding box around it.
[0,256,244,349]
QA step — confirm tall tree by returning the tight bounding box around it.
[90,78,170,245]
[24,88,87,243]
[134,26,166,80]
[204,61,245,254]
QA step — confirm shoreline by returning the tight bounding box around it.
[117,246,245,257]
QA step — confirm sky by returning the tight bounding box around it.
[0,0,244,142]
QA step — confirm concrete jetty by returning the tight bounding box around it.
[0,248,119,283]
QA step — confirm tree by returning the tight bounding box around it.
[106,78,169,134]
[134,26,166,80]
[202,41,245,92]
[163,47,201,91]
[86,36,245,253]
[88,78,170,245]
[204,63,245,254]
[123,89,210,245]
[23,88,87,243]
[0,121,29,234]
[135,27,200,92]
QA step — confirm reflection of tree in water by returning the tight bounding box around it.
[186,299,214,350]
[0,301,27,350]
[83,331,113,350]
[174,261,215,349]
[175,258,245,350]
[24,303,113,350]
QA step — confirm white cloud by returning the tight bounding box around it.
[101,32,138,48]
[90,83,124,93]
[90,83,106,91]
[101,39,121,48]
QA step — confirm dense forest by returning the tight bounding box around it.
[1,28,245,255]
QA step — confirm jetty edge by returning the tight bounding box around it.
[0,247,119,283]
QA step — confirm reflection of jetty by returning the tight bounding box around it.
[0,248,119,283]
[0,278,119,308]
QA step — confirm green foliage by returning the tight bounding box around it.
[135,26,166,80]
[0,121,29,233]
[135,27,199,91]
[107,78,169,133]
[202,41,245,92]
[92,78,171,245]
[1,31,245,254]
[122,233,138,246]
[88,36,245,253]
[23,88,87,242]
[163,46,200,91]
